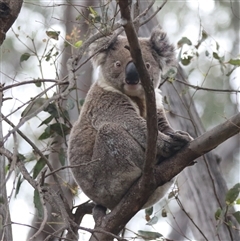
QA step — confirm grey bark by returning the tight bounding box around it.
[0,88,13,241]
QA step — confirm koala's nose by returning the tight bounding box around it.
[125,62,139,85]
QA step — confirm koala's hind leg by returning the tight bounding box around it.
[90,123,144,209]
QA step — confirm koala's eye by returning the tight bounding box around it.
[146,62,151,70]
[114,61,121,68]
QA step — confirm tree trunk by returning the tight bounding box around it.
[27,1,95,240]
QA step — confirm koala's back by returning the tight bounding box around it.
[68,82,145,209]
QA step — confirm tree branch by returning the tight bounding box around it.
[119,0,157,180]
[155,112,240,186]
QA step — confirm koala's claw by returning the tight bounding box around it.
[160,131,193,158]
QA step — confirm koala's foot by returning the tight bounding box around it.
[159,131,193,159]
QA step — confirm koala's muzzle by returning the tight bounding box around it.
[125,62,139,85]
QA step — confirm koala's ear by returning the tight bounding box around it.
[89,35,116,67]
[150,28,175,69]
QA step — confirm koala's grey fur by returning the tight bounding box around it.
[68,28,192,210]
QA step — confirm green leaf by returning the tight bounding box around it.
[89,6,98,16]
[94,15,101,23]
[213,52,220,60]
[20,53,31,62]
[146,216,158,225]
[181,55,193,66]
[21,98,48,118]
[46,31,60,40]
[177,37,192,48]
[228,59,240,66]
[38,126,51,140]
[236,198,240,204]
[49,123,70,137]
[35,80,42,87]
[74,40,83,48]
[5,164,9,173]
[39,123,70,140]
[138,230,163,239]
[58,148,65,166]
[232,211,240,224]
[226,67,237,77]
[225,183,240,205]
[15,175,23,197]
[145,206,153,217]
[33,158,47,179]
[18,153,26,161]
[45,47,54,61]
[79,99,85,106]
[164,67,177,78]
[38,115,54,127]
[215,208,222,220]
[34,189,43,218]
[44,103,59,118]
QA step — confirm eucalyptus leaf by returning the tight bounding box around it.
[232,211,240,224]
[46,31,60,40]
[33,157,47,179]
[177,37,192,48]
[20,52,31,62]
[228,59,240,66]
[146,216,158,225]
[21,98,48,118]
[225,183,240,204]
[34,190,43,218]
[138,230,162,239]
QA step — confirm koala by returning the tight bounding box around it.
[68,28,192,210]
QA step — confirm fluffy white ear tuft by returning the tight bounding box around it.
[150,27,176,70]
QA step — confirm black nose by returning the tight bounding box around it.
[125,62,139,85]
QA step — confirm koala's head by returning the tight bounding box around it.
[89,28,175,97]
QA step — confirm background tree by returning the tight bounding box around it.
[0,1,239,241]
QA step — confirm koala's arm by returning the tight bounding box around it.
[157,108,174,135]
[91,90,188,159]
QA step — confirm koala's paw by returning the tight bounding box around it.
[168,130,193,143]
[159,131,193,158]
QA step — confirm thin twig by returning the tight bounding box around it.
[140,0,168,26]
[0,79,67,92]
[175,78,240,93]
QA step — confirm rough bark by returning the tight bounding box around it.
[0,85,13,241]
[0,0,23,45]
